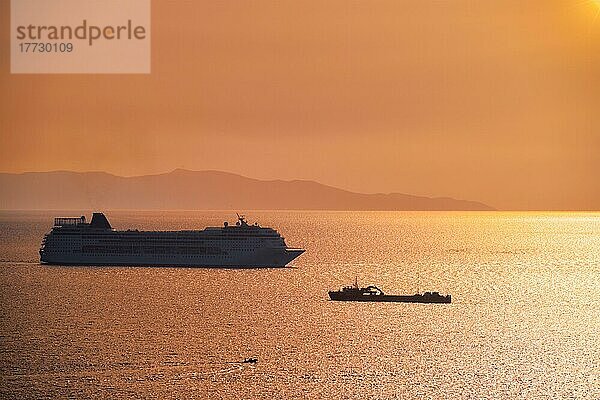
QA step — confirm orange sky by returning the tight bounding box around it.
[1,0,598,210]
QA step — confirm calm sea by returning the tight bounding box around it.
[1,211,599,399]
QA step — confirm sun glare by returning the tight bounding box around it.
[573,0,600,25]
[579,0,600,11]
[581,0,600,28]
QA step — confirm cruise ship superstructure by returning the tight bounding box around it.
[40,213,304,267]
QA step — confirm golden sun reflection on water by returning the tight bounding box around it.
[1,211,599,398]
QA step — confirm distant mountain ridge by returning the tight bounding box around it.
[0,169,494,211]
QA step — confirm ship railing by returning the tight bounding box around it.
[54,216,86,227]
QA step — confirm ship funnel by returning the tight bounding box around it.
[90,213,112,229]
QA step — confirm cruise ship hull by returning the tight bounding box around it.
[40,213,305,268]
[40,248,304,268]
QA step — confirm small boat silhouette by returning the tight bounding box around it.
[329,278,451,303]
[242,357,258,364]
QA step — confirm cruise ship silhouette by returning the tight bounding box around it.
[40,213,304,267]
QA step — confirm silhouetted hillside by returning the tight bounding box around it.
[0,170,494,210]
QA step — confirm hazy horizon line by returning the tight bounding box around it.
[3,209,600,214]
[5,170,600,212]
[0,168,484,201]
